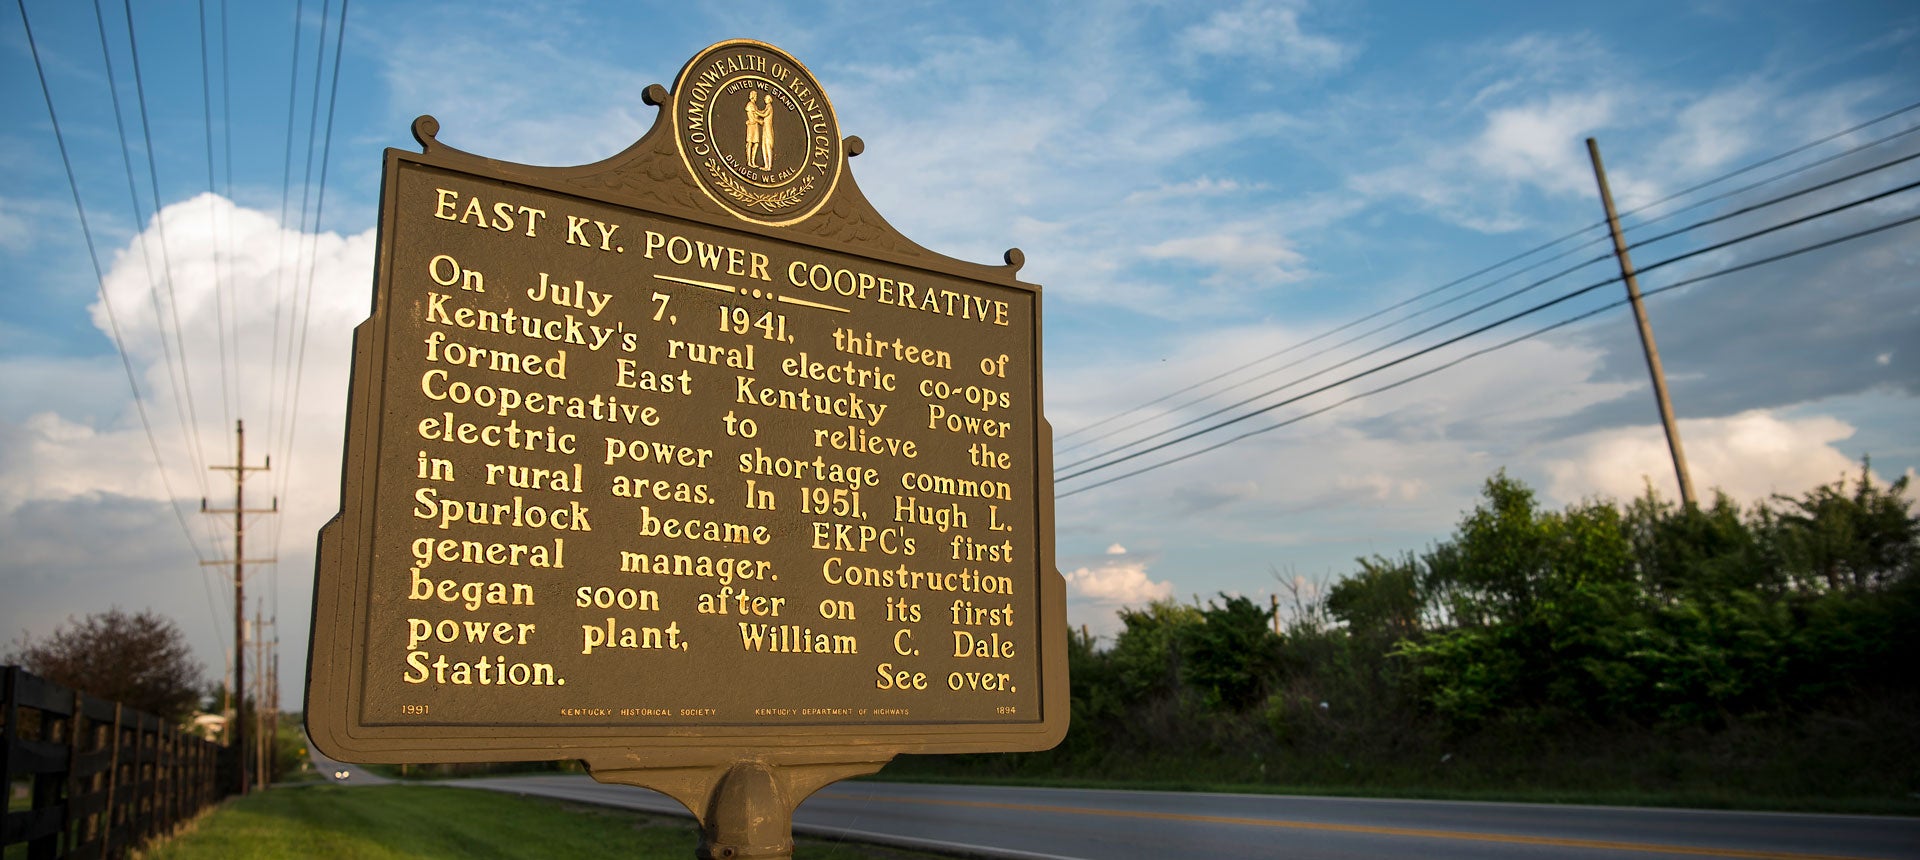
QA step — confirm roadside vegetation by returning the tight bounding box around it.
[140,785,945,860]
[888,462,1920,814]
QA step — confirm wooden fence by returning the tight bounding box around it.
[2,666,226,858]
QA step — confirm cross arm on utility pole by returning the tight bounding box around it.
[204,419,274,796]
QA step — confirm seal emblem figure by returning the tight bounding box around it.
[672,40,843,226]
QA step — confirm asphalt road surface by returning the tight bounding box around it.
[303,741,392,786]
[454,775,1920,859]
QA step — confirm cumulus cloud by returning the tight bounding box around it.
[1064,559,1174,605]
[1544,410,1871,504]
[0,194,371,692]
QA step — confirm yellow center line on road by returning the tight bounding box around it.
[870,796,1877,860]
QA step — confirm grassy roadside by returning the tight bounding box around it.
[138,784,951,860]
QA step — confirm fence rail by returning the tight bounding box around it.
[2,666,225,858]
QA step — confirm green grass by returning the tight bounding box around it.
[139,785,950,860]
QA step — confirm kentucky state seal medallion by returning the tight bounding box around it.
[672,40,844,226]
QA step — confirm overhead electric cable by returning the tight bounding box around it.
[1060,207,1920,497]
[1057,178,1920,483]
[1056,222,1607,447]
[219,0,242,426]
[120,0,214,493]
[1057,241,1617,458]
[199,0,236,449]
[279,0,350,483]
[1058,152,1920,477]
[1055,246,1616,473]
[89,0,227,552]
[1624,148,1920,254]
[262,0,312,577]
[18,0,212,565]
[271,0,333,476]
[1615,121,1920,240]
[266,0,306,451]
[1059,100,1920,449]
[1615,97,1920,228]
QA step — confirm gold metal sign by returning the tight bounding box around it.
[306,39,1064,858]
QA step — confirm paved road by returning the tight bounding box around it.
[455,775,1920,859]
[303,741,392,786]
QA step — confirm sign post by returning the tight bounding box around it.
[307,40,1066,858]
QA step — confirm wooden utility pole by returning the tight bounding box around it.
[1586,138,1698,508]
[253,604,271,790]
[204,420,274,794]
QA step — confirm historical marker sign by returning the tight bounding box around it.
[307,39,1065,783]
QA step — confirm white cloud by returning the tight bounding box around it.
[0,413,162,514]
[0,193,371,695]
[1122,177,1272,206]
[1472,93,1619,197]
[1659,83,1767,175]
[1143,230,1308,287]
[1176,1,1353,73]
[1338,473,1426,502]
[1064,559,1173,605]
[1544,410,1870,504]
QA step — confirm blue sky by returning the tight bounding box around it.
[3,1,1916,706]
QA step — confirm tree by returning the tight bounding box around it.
[1763,464,1917,591]
[1108,599,1203,702]
[1326,554,1423,638]
[8,609,205,720]
[1186,595,1280,710]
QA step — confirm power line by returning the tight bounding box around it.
[1055,245,1616,470]
[280,0,351,476]
[199,0,236,452]
[17,0,211,565]
[1056,223,1608,449]
[268,0,350,581]
[264,0,308,495]
[1060,207,1920,498]
[1057,100,1920,452]
[269,0,335,486]
[1615,121,1920,241]
[221,0,238,426]
[80,0,233,652]
[1624,147,1920,255]
[120,0,214,494]
[1058,177,1920,485]
[1056,148,1920,479]
[261,0,312,590]
[1616,97,1920,229]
